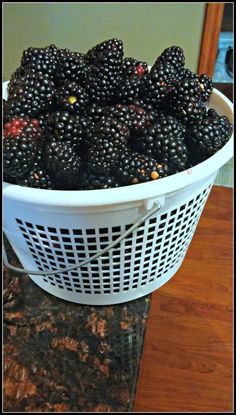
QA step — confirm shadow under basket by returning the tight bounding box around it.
[3,84,233,305]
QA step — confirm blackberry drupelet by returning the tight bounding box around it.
[85,38,124,104]
[78,169,120,190]
[122,57,148,77]
[116,151,167,185]
[154,46,185,71]
[42,138,82,189]
[207,108,218,118]
[116,76,142,104]
[187,113,232,160]
[56,81,90,115]
[197,74,213,102]
[88,117,129,175]
[135,114,188,172]
[3,117,42,179]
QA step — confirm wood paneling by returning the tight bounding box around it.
[134,186,233,412]
[198,3,225,77]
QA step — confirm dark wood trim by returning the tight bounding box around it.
[198,3,225,77]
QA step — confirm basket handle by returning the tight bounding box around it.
[3,202,161,276]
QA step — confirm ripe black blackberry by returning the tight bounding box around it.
[140,63,176,109]
[172,69,212,102]
[85,38,124,103]
[42,138,82,189]
[103,104,153,136]
[17,155,55,189]
[154,46,185,71]
[88,117,129,175]
[116,76,142,104]
[3,117,42,179]
[21,46,58,79]
[169,95,208,125]
[6,72,56,120]
[79,169,120,190]
[86,38,123,64]
[116,151,167,185]
[45,111,93,155]
[122,57,148,76]
[187,113,233,160]
[171,77,202,102]
[56,81,90,115]
[197,74,213,102]
[54,48,89,86]
[135,114,188,172]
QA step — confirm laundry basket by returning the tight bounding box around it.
[3,82,233,305]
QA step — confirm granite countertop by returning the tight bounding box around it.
[3,241,150,413]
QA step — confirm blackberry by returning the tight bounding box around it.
[85,38,123,103]
[171,77,202,102]
[54,48,89,86]
[45,111,93,155]
[116,76,142,104]
[197,74,213,102]
[140,63,176,109]
[154,46,185,71]
[21,46,58,79]
[56,81,89,115]
[170,95,208,125]
[122,58,148,77]
[42,138,82,189]
[17,158,55,189]
[187,114,233,159]
[79,169,120,190]
[116,151,167,185]
[5,72,55,120]
[86,38,123,64]
[103,104,153,136]
[3,117,42,179]
[172,70,213,102]
[88,117,129,175]
[135,115,188,172]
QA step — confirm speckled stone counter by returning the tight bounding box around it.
[3,242,150,412]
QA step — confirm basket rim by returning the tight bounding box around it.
[3,84,233,207]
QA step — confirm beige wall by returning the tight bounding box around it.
[3,2,206,80]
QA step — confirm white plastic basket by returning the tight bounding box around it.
[3,82,233,305]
